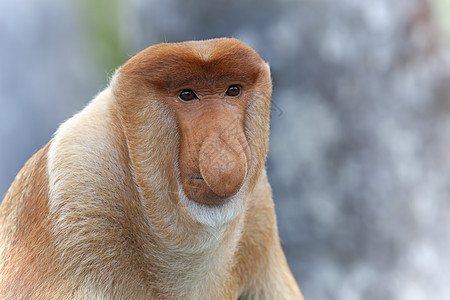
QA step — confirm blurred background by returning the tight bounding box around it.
[1,0,450,299]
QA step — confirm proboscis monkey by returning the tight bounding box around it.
[0,38,303,299]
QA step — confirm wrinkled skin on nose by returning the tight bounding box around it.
[178,104,251,206]
[199,131,247,197]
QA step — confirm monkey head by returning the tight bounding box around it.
[113,38,272,211]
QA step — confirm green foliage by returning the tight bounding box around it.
[78,0,128,76]
[436,0,450,45]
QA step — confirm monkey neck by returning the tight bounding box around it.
[148,213,245,294]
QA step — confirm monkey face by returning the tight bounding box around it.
[115,38,271,208]
[174,83,252,206]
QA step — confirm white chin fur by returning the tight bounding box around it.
[178,185,245,228]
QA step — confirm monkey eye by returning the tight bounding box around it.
[179,89,198,101]
[225,85,240,97]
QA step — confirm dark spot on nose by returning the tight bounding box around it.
[191,176,204,181]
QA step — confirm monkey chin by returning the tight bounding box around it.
[178,179,246,228]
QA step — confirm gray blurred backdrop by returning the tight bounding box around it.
[1,0,450,299]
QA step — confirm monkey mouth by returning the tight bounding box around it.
[182,174,234,207]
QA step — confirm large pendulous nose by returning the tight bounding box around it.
[198,134,247,197]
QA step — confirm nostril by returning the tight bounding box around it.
[191,176,204,181]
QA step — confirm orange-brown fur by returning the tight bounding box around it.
[0,38,303,299]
